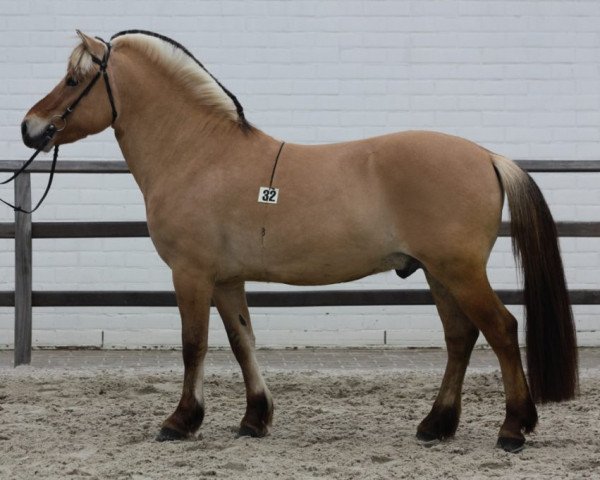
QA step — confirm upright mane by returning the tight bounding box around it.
[70,30,251,130]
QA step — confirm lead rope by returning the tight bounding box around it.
[0,122,60,213]
[0,144,60,214]
[0,145,58,214]
[1,124,56,186]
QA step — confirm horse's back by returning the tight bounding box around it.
[256,130,503,283]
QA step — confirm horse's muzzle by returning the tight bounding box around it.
[21,119,53,151]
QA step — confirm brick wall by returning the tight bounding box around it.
[0,0,598,348]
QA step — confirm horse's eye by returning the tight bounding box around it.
[65,77,79,87]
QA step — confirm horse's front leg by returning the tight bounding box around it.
[156,271,213,441]
[213,282,273,437]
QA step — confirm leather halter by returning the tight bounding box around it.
[1,37,117,213]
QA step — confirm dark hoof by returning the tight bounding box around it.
[416,430,439,442]
[416,430,441,447]
[496,436,525,453]
[155,426,188,442]
[238,423,269,438]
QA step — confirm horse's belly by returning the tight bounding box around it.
[263,243,414,286]
[259,193,411,285]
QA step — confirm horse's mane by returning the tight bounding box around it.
[70,30,252,130]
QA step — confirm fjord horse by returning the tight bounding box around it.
[21,30,578,452]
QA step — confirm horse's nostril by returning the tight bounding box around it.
[21,120,28,139]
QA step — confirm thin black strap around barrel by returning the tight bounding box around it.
[268,142,285,188]
[0,144,60,214]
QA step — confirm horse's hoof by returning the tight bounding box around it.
[416,430,441,447]
[496,436,525,453]
[155,426,188,442]
[416,430,438,442]
[238,423,268,438]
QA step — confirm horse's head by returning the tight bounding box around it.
[21,30,117,151]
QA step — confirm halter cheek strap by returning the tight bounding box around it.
[61,37,117,126]
[90,38,118,124]
[0,37,117,214]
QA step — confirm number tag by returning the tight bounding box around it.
[258,186,279,204]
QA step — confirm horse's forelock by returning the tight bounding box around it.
[68,43,93,79]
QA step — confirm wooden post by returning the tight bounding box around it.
[14,172,32,366]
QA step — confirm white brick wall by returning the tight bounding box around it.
[0,0,599,349]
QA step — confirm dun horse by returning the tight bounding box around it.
[21,30,578,453]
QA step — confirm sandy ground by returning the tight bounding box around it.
[1,367,599,480]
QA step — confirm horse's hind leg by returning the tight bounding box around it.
[213,282,273,437]
[417,272,479,442]
[429,263,537,452]
[156,271,213,441]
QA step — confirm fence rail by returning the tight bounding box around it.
[1,159,599,366]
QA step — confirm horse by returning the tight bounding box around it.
[20,30,578,453]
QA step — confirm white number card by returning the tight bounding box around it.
[258,186,279,204]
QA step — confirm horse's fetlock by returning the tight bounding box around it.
[240,391,273,437]
[165,397,205,435]
[417,404,460,440]
[516,400,538,433]
[505,398,538,435]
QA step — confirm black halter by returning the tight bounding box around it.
[1,37,117,214]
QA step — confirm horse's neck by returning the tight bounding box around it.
[112,64,265,195]
[115,100,251,194]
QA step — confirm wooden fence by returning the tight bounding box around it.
[1,159,599,366]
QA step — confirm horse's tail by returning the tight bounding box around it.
[491,153,578,403]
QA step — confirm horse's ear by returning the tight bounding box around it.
[75,30,105,57]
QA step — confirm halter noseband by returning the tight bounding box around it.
[1,36,117,214]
